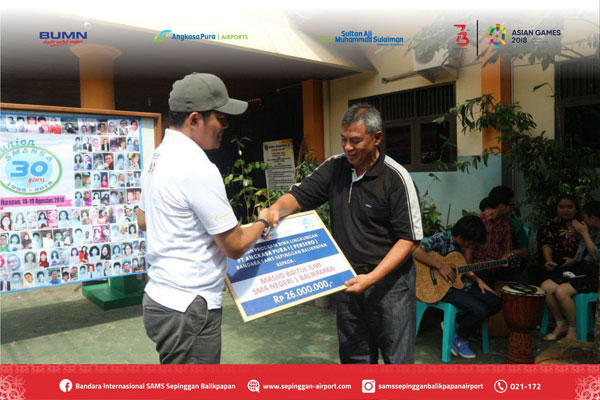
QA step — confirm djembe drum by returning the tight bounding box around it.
[501,283,546,363]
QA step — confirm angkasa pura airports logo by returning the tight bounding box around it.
[153,30,248,42]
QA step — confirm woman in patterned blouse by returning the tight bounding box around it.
[539,195,580,282]
[541,200,600,341]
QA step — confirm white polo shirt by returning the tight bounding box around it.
[140,129,238,311]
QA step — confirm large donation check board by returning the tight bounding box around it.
[226,211,355,322]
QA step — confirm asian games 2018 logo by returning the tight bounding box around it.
[486,24,507,47]
[0,145,62,195]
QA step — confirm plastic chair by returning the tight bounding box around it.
[416,300,489,363]
[540,292,598,341]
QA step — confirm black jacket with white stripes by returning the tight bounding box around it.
[290,150,423,272]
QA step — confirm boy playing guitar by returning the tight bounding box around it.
[413,216,510,359]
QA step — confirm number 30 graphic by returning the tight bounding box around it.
[10,160,49,177]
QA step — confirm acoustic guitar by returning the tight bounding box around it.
[416,251,521,303]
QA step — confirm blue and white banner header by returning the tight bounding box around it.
[226,211,355,321]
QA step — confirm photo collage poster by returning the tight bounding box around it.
[0,112,146,292]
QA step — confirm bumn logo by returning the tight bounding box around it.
[39,31,87,47]
[39,32,87,40]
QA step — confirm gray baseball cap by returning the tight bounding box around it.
[168,73,248,115]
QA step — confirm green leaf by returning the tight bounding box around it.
[541,59,550,71]
[432,116,445,124]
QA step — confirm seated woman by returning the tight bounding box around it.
[539,195,580,283]
[541,201,600,341]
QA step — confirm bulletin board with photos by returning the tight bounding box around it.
[0,103,161,292]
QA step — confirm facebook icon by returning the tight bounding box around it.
[59,379,73,393]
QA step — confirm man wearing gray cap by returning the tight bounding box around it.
[139,73,273,364]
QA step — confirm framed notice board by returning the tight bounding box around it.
[0,103,161,293]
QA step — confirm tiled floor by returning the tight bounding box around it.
[0,284,591,364]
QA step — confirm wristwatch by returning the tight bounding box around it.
[256,218,271,238]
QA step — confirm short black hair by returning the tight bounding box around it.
[167,110,213,128]
[486,186,514,209]
[582,201,600,218]
[451,215,487,244]
[479,198,489,211]
[556,194,580,212]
